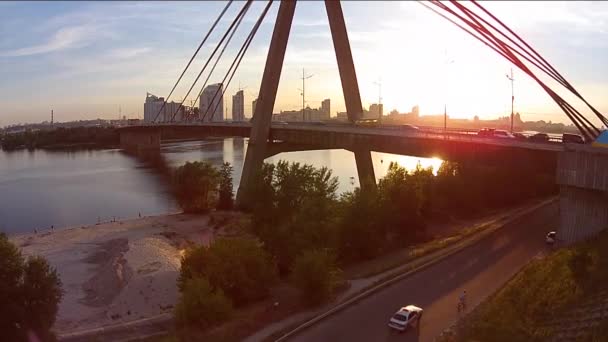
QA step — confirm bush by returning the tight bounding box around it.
[175,277,233,333]
[173,161,219,213]
[179,237,277,306]
[0,233,63,342]
[217,162,234,210]
[291,249,343,306]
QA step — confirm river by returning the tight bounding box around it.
[0,138,442,234]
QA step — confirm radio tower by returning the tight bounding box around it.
[506,68,515,132]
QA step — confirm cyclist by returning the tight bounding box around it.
[458,290,467,312]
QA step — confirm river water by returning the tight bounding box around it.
[0,138,441,234]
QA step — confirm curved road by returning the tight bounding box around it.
[289,202,558,342]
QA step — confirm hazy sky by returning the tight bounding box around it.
[1,1,607,126]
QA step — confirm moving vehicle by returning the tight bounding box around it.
[478,128,515,139]
[562,133,584,144]
[529,132,550,142]
[546,231,556,245]
[388,305,423,332]
[513,132,528,141]
[493,130,515,139]
[355,118,379,127]
[399,124,419,131]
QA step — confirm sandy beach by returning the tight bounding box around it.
[10,211,244,336]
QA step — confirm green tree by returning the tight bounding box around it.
[216,162,234,210]
[0,233,63,342]
[291,249,343,306]
[175,277,233,332]
[250,161,340,273]
[337,188,384,262]
[179,237,277,306]
[173,161,219,213]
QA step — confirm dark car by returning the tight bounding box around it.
[529,132,549,142]
[513,132,528,141]
[477,128,495,137]
[399,124,419,131]
[562,133,585,144]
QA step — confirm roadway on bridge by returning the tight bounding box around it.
[288,201,558,342]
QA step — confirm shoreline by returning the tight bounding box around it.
[10,210,245,336]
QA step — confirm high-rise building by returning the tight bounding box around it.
[232,90,245,121]
[199,83,224,122]
[144,92,185,122]
[321,99,330,120]
[252,98,258,117]
[369,103,383,119]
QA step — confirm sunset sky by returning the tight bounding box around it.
[1,1,607,126]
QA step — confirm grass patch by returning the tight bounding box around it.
[445,230,608,342]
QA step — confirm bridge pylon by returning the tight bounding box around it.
[237,0,374,209]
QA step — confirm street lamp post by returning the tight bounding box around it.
[373,77,382,123]
[506,68,515,132]
[444,50,454,132]
[301,68,314,122]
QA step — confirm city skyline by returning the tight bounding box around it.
[1,1,607,126]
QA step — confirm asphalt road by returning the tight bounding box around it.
[289,201,558,342]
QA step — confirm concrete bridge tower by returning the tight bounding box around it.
[236,0,375,208]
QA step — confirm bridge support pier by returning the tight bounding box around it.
[120,129,161,156]
[556,147,608,245]
[236,1,297,210]
[352,149,376,191]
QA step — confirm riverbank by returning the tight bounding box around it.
[9,211,246,336]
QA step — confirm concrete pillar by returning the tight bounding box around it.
[353,149,376,191]
[236,1,297,209]
[325,0,364,123]
[559,185,608,245]
[556,147,608,245]
[120,129,161,155]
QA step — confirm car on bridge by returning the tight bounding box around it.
[478,128,515,139]
[530,132,550,142]
[398,124,419,131]
[388,305,423,332]
[562,133,585,144]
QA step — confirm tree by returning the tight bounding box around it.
[249,161,340,273]
[179,237,277,306]
[291,249,343,306]
[173,161,219,213]
[216,162,234,210]
[0,233,63,342]
[175,277,233,331]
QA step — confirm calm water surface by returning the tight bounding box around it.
[0,138,441,234]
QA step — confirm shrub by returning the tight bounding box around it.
[179,237,277,306]
[173,161,219,213]
[175,277,233,331]
[291,249,343,306]
[217,162,234,210]
[0,233,63,342]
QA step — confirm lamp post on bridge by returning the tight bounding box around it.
[444,50,454,132]
[300,68,314,122]
[506,68,515,133]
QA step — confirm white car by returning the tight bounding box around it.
[546,231,556,244]
[388,305,423,332]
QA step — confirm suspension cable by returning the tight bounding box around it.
[419,1,601,139]
[170,0,252,122]
[152,1,233,123]
[201,0,273,122]
[167,0,253,123]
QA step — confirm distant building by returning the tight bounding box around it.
[321,99,330,119]
[252,98,258,117]
[411,105,420,118]
[337,111,349,121]
[144,93,185,122]
[368,103,383,119]
[199,83,223,122]
[272,99,332,122]
[232,90,245,121]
